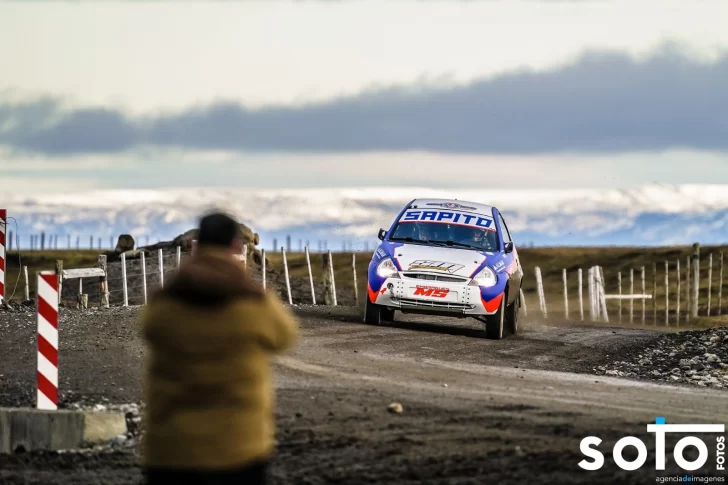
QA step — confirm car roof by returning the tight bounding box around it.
[406,198,496,215]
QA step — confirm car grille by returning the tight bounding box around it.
[398,298,474,311]
[402,272,469,283]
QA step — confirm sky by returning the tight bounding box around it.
[1,0,728,195]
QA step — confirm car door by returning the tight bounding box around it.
[497,211,523,304]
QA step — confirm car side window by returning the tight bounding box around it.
[498,213,512,244]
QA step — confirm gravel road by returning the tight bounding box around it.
[1,304,727,484]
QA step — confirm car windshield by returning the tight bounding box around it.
[389,220,499,251]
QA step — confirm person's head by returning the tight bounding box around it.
[197,210,244,254]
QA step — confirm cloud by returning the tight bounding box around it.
[1,46,727,156]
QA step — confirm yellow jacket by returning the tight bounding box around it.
[139,246,299,469]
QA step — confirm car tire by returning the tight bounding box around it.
[484,293,506,340]
[381,307,395,322]
[363,298,382,325]
[504,289,520,336]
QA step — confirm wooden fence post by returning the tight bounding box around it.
[664,260,669,325]
[77,277,83,309]
[598,266,609,323]
[352,253,359,305]
[686,255,691,316]
[281,247,292,305]
[98,255,109,308]
[23,265,29,301]
[141,251,147,305]
[629,268,634,324]
[652,263,657,324]
[121,252,128,307]
[261,249,267,290]
[328,250,337,306]
[304,246,315,304]
[588,267,595,320]
[55,260,63,306]
[707,253,713,316]
[719,252,724,316]
[617,271,622,323]
[691,243,700,318]
[578,268,584,321]
[242,244,248,271]
[158,249,164,288]
[535,267,546,318]
[676,259,681,325]
[562,269,568,319]
[641,266,646,325]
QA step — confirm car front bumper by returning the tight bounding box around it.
[368,277,503,316]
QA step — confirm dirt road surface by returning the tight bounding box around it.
[1,305,727,484]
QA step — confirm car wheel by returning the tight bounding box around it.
[504,290,520,336]
[363,298,382,325]
[484,293,505,340]
[381,307,395,322]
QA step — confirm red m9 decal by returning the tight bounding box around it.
[414,287,449,298]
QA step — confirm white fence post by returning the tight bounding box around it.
[562,269,568,319]
[141,251,147,305]
[176,246,181,269]
[578,268,584,321]
[305,246,315,304]
[121,252,128,307]
[242,244,248,271]
[158,249,164,288]
[328,250,338,306]
[535,267,546,318]
[36,270,59,410]
[282,247,292,305]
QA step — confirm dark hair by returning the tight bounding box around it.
[197,211,240,247]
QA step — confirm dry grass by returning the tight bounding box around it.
[5,244,727,329]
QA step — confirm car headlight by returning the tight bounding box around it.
[469,266,497,287]
[376,257,400,278]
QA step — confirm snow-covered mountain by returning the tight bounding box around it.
[2,184,728,250]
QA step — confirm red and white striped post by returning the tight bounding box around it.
[0,209,6,304]
[36,270,59,410]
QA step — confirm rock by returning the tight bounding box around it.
[705,354,721,364]
[691,362,705,371]
[670,375,681,381]
[605,370,620,376]
[670,368,681,375]
[710,335,721,343]
[115,234,135,252]
[650,370,662,377]
[388,403,404,414]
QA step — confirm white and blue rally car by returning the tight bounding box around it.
[365,198,523,339]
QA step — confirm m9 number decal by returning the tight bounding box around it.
[413,286,450,298]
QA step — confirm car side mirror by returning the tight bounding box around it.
[378,228,387,241]
[504,242,514,253]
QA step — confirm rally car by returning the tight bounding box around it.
[364,198,523,339]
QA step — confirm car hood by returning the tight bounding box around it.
[392,243,489,278]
